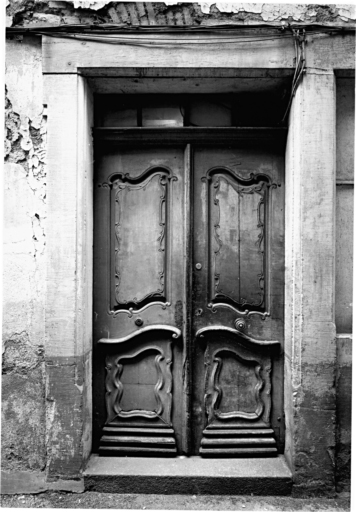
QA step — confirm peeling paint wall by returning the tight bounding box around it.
[3,35,47,478]
[6,1,356,27]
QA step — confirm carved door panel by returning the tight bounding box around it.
[191,146,285,456]
[93,141,285,457]
[93,146,187,455]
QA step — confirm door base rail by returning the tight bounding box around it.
[200,427,278,457]
[99,426,177,457]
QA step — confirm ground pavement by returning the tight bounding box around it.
[0,491,351,511]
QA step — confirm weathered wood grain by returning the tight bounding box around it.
[336,77,355,181]
[182,143,192,454]
[336,186,354,333]
[88,77,290,95]
[82,67,295,78]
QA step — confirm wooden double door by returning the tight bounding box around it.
[93,134,285,457]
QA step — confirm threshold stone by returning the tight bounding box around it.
[84,454,292,495]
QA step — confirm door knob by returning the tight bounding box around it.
[195,263,202,270]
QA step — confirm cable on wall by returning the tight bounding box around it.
[6,23,353,42]
[281,26,306,123]
[6,23,352,124]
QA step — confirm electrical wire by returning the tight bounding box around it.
[7,22,351,124]
[14,27,350,51]
[6,22,355,33]
[281,27,306,123]
[33,31,294,44]
[6,23,353,46]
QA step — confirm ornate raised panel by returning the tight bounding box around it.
[105,345,173,423]
[105,167,177,316]
[207,350,265,421]
[204,344,272,426]
[199,329,277,457]
[99,337,177,456]
[203,168,278,318]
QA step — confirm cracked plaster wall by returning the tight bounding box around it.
[3,34,47,475]
[6,2,356,28]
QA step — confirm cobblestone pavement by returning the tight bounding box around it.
[0,492,351,511]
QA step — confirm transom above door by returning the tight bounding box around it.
[93,129,285,457]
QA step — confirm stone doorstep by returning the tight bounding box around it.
[84,454,293,495]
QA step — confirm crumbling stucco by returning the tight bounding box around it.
[3,33,47,476]
[5,92,47,204]
[2,331,44,375]
[5,2,356,28]
[45,358,89,479]
[4,36,47,350]
[2,334,46,472]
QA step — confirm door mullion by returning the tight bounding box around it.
[182,143,193,455]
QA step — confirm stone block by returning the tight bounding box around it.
[46,360,85,478]
[1,370,46,472]
[335,336,352,492]
[0,471,46,494]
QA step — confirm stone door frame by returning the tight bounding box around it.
[43,31,353,489]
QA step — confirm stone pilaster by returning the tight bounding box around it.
[285,70,337,494]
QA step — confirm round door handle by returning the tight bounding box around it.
[135,318,144,327]
[195,263,202,270]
